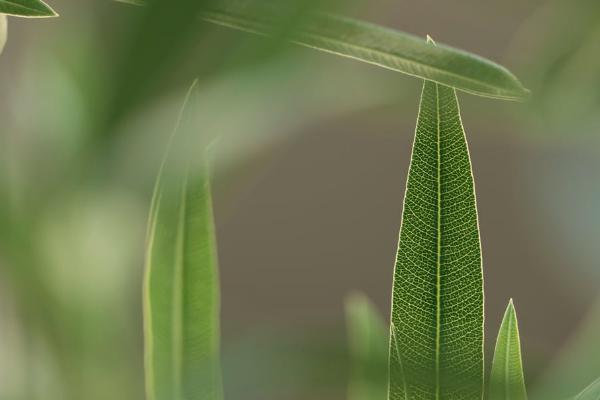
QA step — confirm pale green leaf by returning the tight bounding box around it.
[572,377,600,400]
[0,15,6,54]
[0,0,57,17]
[489,300,528,400]
[345,293,388,400]
[389,78,484,399]
[144,81,223,400]
[114,0,528,101]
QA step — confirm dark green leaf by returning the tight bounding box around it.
[0,0,57,17]
[489,300,528,400]
[389,78,484,398]
[114,0,528,101]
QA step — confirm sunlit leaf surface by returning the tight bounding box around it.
[144,82,223,400]
[489,300,528,400]
[115,0,528,101]
[0,0,56,17]
[389,78,483,398]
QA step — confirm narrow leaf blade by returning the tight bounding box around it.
[389,79,484,398]
[114,0,528,101]
[0,0,57,17]
[345,293,388,400]
[573,377,600,400]
[144,82,223,400]
[489,300,528,400]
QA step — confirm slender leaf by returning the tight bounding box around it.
[389,75,484,397]
[115,0,528,101]
[144,81,223,400]
[489,300,528,400]
[0,0,57,17]
[0,14,6,54]
[345,293,388,400]
[573,377,600,400]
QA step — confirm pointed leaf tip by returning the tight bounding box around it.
[489,301,528,400]
[426,34,436,44]
[0,0,58,17]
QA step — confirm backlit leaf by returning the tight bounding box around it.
[389,78,484,398]
[489,300,528,400]
[144,81,223,400]
[114,0,528,101]
[0,0,57,17]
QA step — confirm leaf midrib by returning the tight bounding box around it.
[505,311,513,400]
[200,11,525,100]
[434,83,442,400]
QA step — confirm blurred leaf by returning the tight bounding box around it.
[0,14,6,54]
[144,81,223,400]
[489,300,528,400]
[0,0,57,17]
[345,293,387,400]
[389,78,483,397]
[573,377,600,400]
[115,0,528,101]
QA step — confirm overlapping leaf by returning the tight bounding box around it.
[114,0,528,101]
[0,14,6,54]
[0,0,56,17]
[489,300,528,400]
[389,77,484,399]
[144,82,223,400]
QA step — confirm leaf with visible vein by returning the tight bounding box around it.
[345,293,388,400]
[489,300,528,400]
[114,0,528,101]
[572,377,600,400]
[0,0,57,17]
[389,75,484,397]
[144,81,223,400]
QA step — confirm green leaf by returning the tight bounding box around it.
[0,14,6,54]
[489,300,528,400]
[144,81,223,400]
[114,0,528,101]
[0,0,57,17]
[345,293,388,400]
[389,78,484,398]
[573,377,600,400]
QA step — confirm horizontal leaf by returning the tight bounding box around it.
[114,0,529,101]
[489,299,528,400]
[144,81,223,400]
[389,77,484,398]
[0,0,57,17]
[345,293,388,400]
[573,377,600,400]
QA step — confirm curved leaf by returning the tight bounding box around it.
[0,0,57,17]
[572,377,600,400]
[345,293,388,400]
[489,300,528,400]
[389,78,484,398]
[144,82,223,400]
[115,0,529,101]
